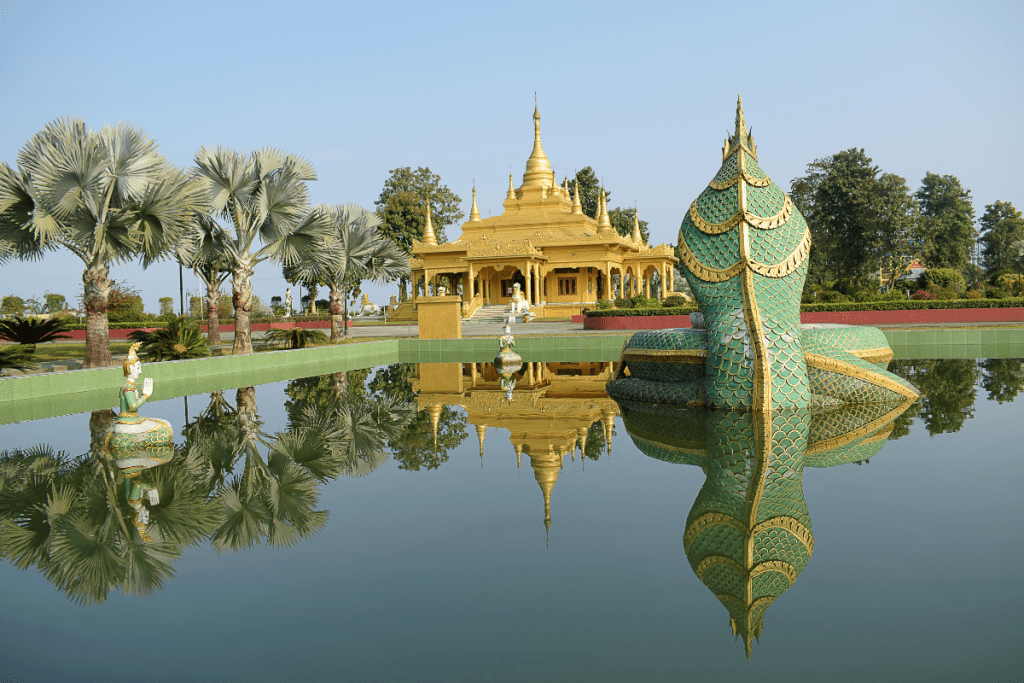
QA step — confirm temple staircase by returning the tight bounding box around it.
[465,304,510,324]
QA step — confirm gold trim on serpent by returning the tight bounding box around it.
[804,352,920,400]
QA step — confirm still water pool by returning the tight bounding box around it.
[1,359,1022,682]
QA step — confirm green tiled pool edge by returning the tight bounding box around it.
[1,330,1022,424]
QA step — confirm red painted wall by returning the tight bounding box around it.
[583,307,1024,330]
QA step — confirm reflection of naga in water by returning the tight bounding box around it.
[619,398,915,659]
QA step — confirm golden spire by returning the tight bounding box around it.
[427,404,442,446]
[476,423,487,462]
[596,188,613,234]
[470,185,480,222]
[506,173,516,200]
[722,94,758,161]
[522,102,553,187]
[631,208,641,243]
[422,201,437,246]
[572,178,582,214]
[514,443,523,468]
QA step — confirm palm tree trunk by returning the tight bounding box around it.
[82,265,112,368]
[330,281,344,341]
[205,269,221,347]
[232,260,254,354]
[399,276,408,302]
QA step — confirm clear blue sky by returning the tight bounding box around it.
[1,0,1020,311]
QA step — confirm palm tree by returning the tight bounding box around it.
[0,118,199,368]
[264,326,329,349]
[178,215,233,346]
[285,204,409,340]
[191,147,333,354]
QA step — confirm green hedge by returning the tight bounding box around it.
[800,298,1024,312]
[586,306,697,318]
[585,298,1024,317]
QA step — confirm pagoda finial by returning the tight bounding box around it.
[470,184,480,222]
[515,443,523,468]
[523,98,553,186]
[632,208,641,243]
[422,200,437,246]
[572,177,583,214]
[596,187,613,233]
[507,173,516,200]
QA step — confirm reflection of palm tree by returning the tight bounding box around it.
[619,399,915,659]
[0,417,215,604]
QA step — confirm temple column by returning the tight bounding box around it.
[645,268,651,298]
[605,264,612,299]
[524,263,532,304]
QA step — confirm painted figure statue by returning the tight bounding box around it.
[606,97,919,411]
[495,316,523,400]
[508,282,530,315]
[285,288,293,316]
[106,342,173,539]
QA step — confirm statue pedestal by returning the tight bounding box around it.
[417,296,462,339]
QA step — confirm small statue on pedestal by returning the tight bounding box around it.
[106,342,173,539]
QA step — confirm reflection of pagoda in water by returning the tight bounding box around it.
[620,399,914,659]
[414,361,619,533]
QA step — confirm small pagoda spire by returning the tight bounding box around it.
[596,188,613,234]
[572,178,583,214]
[515,443,523,468]
[631,208,642,243]
[422,201,437,246]
[470,184,480,222]
[507,173,516,200]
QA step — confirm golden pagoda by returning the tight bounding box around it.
[396,105,678,320]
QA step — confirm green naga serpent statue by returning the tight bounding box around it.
[606,97,919,410]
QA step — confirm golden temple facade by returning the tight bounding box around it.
[402,106,678,319]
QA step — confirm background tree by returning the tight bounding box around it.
[790,150,920,288]
[607,207,650,243]
[44,293,67,315]
[979,201,1024,273]
[0,118,198,367]
[285,205,408,339]
[159,297,174,317]
[191,147,332,354]
[178,215,233,345]
[375,167,463,300]
[103,281,145,321]
[916,172,975,271]
[866,173,921,290]
[1,295,25,316]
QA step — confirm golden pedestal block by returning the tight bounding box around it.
[417,295,463,339]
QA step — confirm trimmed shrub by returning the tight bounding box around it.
[918,268,964,292]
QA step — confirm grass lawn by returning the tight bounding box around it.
[27,342,133,363]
